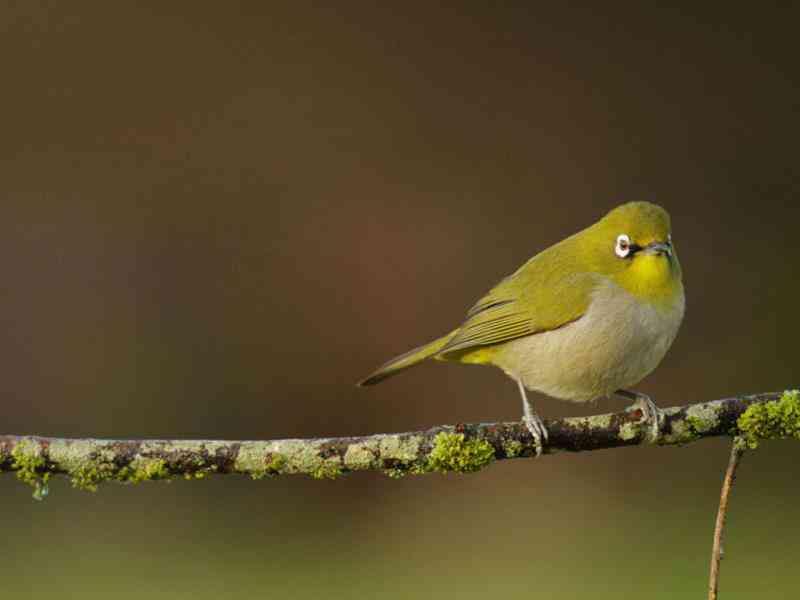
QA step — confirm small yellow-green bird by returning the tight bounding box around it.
[358,202,685,454]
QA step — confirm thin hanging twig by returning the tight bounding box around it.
[708,439,745,600]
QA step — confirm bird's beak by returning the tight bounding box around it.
[642,241,672,257]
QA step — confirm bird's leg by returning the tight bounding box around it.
[616,389,664,442]
[517,379,548,456]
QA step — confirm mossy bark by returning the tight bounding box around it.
[0,391,790,496]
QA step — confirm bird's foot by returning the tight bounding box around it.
[522,413,549,457]
[516,379,549,456]
[619,390,664,443]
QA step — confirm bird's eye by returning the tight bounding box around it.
[615,234,631,258]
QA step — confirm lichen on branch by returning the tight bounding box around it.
[0,390,791,498]
[736,390,800,449]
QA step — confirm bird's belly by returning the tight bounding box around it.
[493,281,684,402]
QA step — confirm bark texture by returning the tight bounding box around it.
[0,392,784,494]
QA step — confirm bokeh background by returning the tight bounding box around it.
[2,2,798,598]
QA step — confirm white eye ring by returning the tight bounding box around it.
[615,234,631,258]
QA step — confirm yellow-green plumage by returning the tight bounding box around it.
[358,202,684,411]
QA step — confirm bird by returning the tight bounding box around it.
[357,201,685,455]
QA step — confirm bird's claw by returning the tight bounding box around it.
[628,393,664,443]
[523,413,549,456]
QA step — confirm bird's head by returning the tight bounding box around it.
[587,201,682,306]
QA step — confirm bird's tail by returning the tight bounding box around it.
[356,330,457,386]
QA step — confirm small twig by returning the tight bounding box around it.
[708,439,745,600]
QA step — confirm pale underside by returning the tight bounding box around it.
[484,279,684,402]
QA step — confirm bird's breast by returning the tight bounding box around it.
[493,279,685,402]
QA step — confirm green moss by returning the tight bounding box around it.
[618,422,638,441]
[343,444,376,471]
[11,439,45,486]
[685,403,721,435]
[31,479,50,501]
[11,439,51,499]
[503,439,524,458]
[582,413,613,429]
[737,390,800,449]
[182,466,216,481]
[125,458,170,484]
[378,435,422,463]
[267,453,287,474]
[310,459,343,480]
[383,467,408,479]
[261,440,346,479]
[70,453,175,491]
[70,461,113,492]
[662,419,694,445]
[686,416,704,432]
[251,453,287,480]
[381,458,430,478]
[427,432,495,474]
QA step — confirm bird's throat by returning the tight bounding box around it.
[620,254,682,308]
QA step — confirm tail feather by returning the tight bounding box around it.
[357,331,456,386]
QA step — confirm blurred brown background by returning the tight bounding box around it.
[1,2,798,598]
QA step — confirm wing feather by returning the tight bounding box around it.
[438,257,597,358]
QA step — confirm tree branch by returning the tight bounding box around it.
[0,391,786,493]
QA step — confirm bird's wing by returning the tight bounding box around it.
[438,258,598,358]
